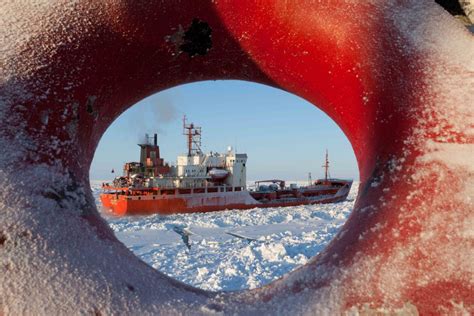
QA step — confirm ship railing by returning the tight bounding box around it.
[102,184,129,192]
[127,185,246,196]
[107,184,246,198]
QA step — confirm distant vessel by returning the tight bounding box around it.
[100,116,352,216]
[249,150,352,208]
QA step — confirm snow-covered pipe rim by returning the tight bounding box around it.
[1,1,473,315]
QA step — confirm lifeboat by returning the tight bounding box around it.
[208,168,229,180]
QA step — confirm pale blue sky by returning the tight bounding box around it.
[90,80,358,181]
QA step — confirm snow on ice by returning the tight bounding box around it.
[91,180,359,291]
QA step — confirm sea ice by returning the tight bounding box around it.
[91,180,359,291]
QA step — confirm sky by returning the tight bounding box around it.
[90,80,358,181]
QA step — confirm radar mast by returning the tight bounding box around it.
[182,115,202,156]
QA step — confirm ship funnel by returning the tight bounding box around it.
[154,133,157,146]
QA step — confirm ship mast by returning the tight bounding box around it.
[323,149,330,181]
[182,115,202,156]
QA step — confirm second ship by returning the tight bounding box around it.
[100,116,352,216]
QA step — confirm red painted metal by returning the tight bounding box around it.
[2,1,472,314]
[100,183,350,216]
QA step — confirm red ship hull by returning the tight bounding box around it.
[100,181,352,216]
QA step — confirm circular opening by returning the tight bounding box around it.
[90,80,359,291]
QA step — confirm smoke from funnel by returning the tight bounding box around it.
[153,97,178,123]
[127,95,179,143]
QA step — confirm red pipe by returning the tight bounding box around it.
[1,1,472,314]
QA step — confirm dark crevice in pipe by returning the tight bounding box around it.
[0,233,7,246]
[435,0,466,16]
[180,19,212,57]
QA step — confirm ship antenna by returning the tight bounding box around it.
[183,115,190,156]
[323,149,329,181]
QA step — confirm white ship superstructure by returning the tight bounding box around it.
[147,115,247,190]
[150,149,247,190]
